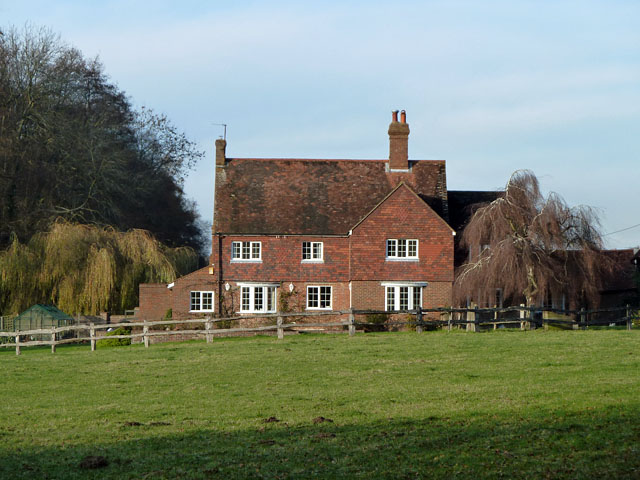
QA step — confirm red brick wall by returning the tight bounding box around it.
[351,280,452,310]
[169,266,217,320]
[141,183,454,318]
[220,281,350,314]
[138,284,172,321]
[217,235,350,283]
[351,281,385,310]
[350,185,454,283]
[422,282,453,309]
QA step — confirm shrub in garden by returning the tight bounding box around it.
[364,313,389,332]
[96,325,132,347]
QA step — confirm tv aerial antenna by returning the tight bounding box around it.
[212,123,227,140]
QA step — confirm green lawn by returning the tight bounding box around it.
[1,330,639,479]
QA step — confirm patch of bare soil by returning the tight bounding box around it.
[312,416,333,424]
[79,455,109,469]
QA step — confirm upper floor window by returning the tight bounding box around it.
[239,284,277,313]
[231,241,261,261]
[302,241,323,262]
[386,239,418,260]
[307,285,332,310]
[190,291,214,312]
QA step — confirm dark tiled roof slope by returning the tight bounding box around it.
[601,249,638,292]
[447,190,503,232]
[214,158,448,235]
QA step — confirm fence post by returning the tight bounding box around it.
[205,317,213,343]
[143,321,149,348]
[15,333,20,356]
[626,304,631,331]
[51,327,56,354]
[348,309,355,337]
[447,311,452,332]
[90,323,96,351]
[580,308,586,331]
[416,308,423,334]
[466,305,478,332]
[277,315,284,340]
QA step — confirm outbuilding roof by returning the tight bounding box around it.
[16,304,73,321]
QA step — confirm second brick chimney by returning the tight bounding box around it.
[215,138,227,167]
[388,109,410,170]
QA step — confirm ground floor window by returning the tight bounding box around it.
[190,291,214,312]
[542,291,566,310]
[239,285,277,313]
[385,285,422,311]
[307,286,332,310]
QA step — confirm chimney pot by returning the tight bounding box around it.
[392,110,399,122]
[387,110,410,170]
[400,110,406,123]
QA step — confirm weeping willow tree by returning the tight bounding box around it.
[454,170,609,309]
[0,221,198,315]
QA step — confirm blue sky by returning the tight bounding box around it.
[3,0,639,249]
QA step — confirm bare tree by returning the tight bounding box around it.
[0,25,204,251]
[454,170,608,308]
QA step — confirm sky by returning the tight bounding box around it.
[2,0,639,250]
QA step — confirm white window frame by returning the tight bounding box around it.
[382,282,426,311]
[302,241,323,263]
[231,241,262,262]
[238,283,277,313]
[541,291,566,310]
[306,285,332,310]
[190,291,215,313]
[386,239,419,260]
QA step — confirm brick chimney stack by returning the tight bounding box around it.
[388,109,410,170]
[215,138,227,167]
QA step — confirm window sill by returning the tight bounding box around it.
[385,258,419,262]
[238,311,276,314]
[306,307,332,311]
[189,310,215,313]
[301,260,324,264]
[231,259,262,263]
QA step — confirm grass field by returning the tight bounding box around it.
[0,330,639,479]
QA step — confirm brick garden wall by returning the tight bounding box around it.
[138,284,172,321]
[169,266,217,320]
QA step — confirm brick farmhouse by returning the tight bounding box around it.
[138,111,498,320]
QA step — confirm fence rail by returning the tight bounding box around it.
[0,305,635,355]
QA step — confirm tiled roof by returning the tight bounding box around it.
[447,190,503,232]
[214,158,448,235]
[601,249,638,292]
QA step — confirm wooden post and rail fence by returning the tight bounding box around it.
[0,305,635,356]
